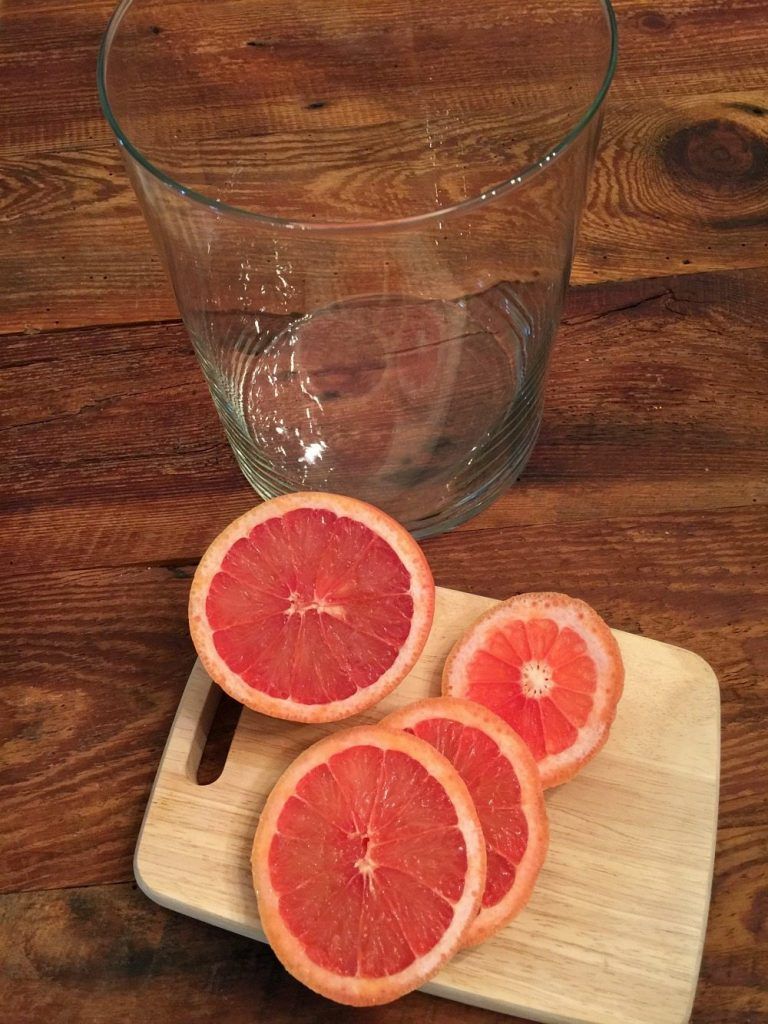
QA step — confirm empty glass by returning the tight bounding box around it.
[98,0,617,536]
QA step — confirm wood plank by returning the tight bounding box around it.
[2,90,766,334]
[1,502,765,896]
[1,0,767,333]
[574,90,768,284]
[0,141,172,333]
[0,881,532,1024]
[2,809,767,1024]
[2,269,766,575]
[1,0,115,159]
[0,565,194,896]
[3,0,767,160]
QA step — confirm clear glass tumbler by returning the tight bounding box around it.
[98,0,617,536]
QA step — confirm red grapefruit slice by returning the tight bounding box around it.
[443,593,624,788]
[251,725,486,1005]
[189,493,434,722]
[381,696,548,946]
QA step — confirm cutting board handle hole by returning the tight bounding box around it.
[196,692,242,785]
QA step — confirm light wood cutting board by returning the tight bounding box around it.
[135,587,720,1024]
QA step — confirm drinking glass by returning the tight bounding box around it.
[98,0,617,536]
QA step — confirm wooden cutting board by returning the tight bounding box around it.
[135,587,720,1024]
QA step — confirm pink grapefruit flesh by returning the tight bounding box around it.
[189,493,435,722]
[443,593,624,787]
[381,696,548,945]
[251,725,486,1005]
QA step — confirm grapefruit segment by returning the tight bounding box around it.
[252,726,486,1005]
[381,696,548,946]
[443,592,624,787]
[189,493,434,722]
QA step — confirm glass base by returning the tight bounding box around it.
[219,387,544,538]
[196,286,551,536]
[226,420,539,538]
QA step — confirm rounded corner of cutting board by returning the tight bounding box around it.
[133,840,172,911]
[673,642,721,701]
[615,628,721,702]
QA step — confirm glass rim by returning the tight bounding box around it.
[97,0,618,235]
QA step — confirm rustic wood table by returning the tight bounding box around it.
[2,1,767,1022]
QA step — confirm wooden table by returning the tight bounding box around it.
[1,1,766,1022]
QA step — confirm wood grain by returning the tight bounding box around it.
[3,90,766,334]
[1,1,767,333]
[0,565,194,896]
[575,91,768,283]
[2,269,765,574]
[4,0,767,160]
[0,881,537,1024]
[1,850,767,1024]
[2,0,768,1020]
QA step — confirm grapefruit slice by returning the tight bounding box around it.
[189,493,434,722]
[381,696,548,946]
[251,725,486,1005]
[443,593,624,788]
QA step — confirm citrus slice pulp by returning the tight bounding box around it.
[251,725,486,1005]
[443,593,624,787]
[189,493,434,722]
[381,696,548,946]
